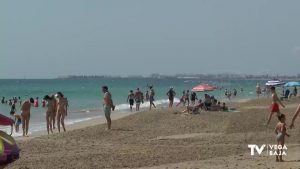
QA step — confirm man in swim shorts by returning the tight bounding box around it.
[134,88,143,111]
[266,86,285,126]
[102,86,114,130]
[127,90,135,111]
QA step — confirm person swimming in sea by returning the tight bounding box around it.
[266,86,285,126]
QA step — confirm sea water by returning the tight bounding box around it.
[0,78,262,136]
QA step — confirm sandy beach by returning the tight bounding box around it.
[4,98,300,169]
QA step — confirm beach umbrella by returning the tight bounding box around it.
[192,84,217,92]
[284,81,300,87]
[265,80,285,86]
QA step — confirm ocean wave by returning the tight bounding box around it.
[114,98,180,111]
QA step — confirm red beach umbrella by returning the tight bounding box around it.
[192,84,217,92]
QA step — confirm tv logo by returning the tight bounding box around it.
[248,144,266,155]
[248,144,287,156]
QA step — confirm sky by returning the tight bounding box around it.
[1,0,300,79]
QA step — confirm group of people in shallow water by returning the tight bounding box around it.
[5,92,69,136]
[126,86,156,111]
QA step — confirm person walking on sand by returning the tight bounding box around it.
[266,86,285,126]
[56,92,67,132]
[20,98,34,136]
[102,86,114,130]
[274,114,290,162]
[289,103,300,129]
[127,90,135,111]
[134,88,143,111]
[176,91,186,107]
[166,87,176,107]
[149,86,156,110]
[256,83,262,98]
[43,95,54,134]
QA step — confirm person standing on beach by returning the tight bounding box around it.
[51,94,57,129]
[56,92,67,132]
[166,87,176,107]
[145,91,149,102]
[190,92,198,105]
[102,86,114,130]
[185,90,190,106]
[289,103,300,129]
[233,89,237,97]
[134,88,143,111]
[266,86,285,126]
[149,86,156,110]
[20,98,34,136]
[274,114,290,162]
[127,90,135,111]
[256,83,262,98]
[293,87,297,97]
[43,95,54,134]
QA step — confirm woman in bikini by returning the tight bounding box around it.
[56,92,67,132]
[44,95,54,134]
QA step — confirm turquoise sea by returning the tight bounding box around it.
[0,78,262,136]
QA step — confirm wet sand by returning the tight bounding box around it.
[5,97,300,169]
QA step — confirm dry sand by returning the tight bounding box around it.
[4,98,300,169]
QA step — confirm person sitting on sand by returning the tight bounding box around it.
[274,114,290,162]
[266,86,285,126]
[182,100,203,114]
[289,103,300,129]
[21,98,34,136]
[210,102,221,111]
[220,102,228,111]
[10,111,22,133]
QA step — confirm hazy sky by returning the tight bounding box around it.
[1,0,300,79]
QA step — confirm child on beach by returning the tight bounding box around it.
[266,86,285,126]
[10,111,22,133]
[274,114,290,162]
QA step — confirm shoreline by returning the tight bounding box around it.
[8,96,300,168]
[15,96,253,140]
[15,110,137,141]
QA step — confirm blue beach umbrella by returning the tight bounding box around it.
[284,81,300,87]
